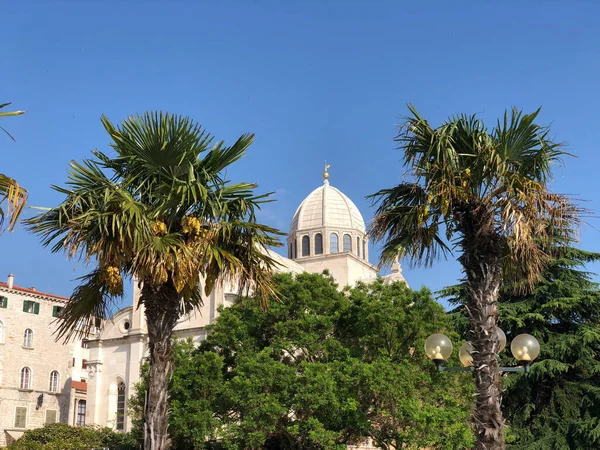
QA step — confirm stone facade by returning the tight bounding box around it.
[0,277,88,446]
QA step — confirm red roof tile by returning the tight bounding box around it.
[0,282,70,302]
[72,381,87,392]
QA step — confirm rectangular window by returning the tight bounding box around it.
[0,296,7,308]
[77,400,86,426]
[45,409,57,425]
[14,406,27,428]
[23,301,40,314]
[52,305,64,318]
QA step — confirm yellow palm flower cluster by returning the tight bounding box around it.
[181,216,202,235]
[102,265,123,295]
[152,220,168,236]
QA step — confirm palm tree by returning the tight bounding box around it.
[0,102,27,231]
[27,112,282,450]
[368,106,581,450]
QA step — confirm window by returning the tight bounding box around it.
[302,235,310,257]
[343,234,352,253]
[293,240,297,259]
[76,400,86,426]
[49,371,59,392]
[23,300,40,314]
[363,240,366,259]
[14,407,27,428]
[116,382,126,430]
[20,367,31,390]
[0,296,7,308]
[81,339,89,349]
[357,237,361,257]
[45,409,58,425]
[23,328,33,348]
[330,233,339,253]
[52,305,64,318]
[288,243,292,259]
[0,320,4,344]
[315,233,323,255]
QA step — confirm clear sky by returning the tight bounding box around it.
[3,1,600,310]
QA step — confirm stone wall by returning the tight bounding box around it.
[0,282,86,446]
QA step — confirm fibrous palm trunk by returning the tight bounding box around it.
[460,216,505,450]
[142,280,181,450]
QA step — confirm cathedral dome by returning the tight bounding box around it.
[289,180,366,234]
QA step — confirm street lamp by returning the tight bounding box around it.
[425,331,539,374]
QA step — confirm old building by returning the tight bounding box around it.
[85,171,406,432]
[0,276,89,446]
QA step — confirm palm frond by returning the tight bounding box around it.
[0,174,27,231]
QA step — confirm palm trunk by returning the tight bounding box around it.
[460,231,504,450]
[141,280,181,450]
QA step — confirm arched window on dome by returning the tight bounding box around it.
[343,234,352,253]
[315,233,323,255]
[330,233,339,254]
[302,236,310,257]
[293,239,297,259]
[357,237,361,257]
[362,240,366,260]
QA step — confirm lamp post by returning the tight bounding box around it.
[425,330,539,374]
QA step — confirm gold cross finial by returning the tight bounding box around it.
[323,162,330,180]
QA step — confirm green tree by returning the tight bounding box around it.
[7,423,137,450]
[26,112,281,450]
[447,247,600,449]
[131,272,473,449]
[369,106,580,449]
[0,102,27,232]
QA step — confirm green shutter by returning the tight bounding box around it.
[23,300,28,312]
[0,296,7,308]
[52,305,58,317]
[34,302,40,315]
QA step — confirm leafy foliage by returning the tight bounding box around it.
[131,273,473,450]
[7,423,137,450]
[445,247,600,449]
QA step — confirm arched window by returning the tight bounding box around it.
[20,367,31,389]
[23,329,33,348]
[293,240,297,259]
[49,371,59,393]
[302,235,310,257]
[116,382,126,430]
[343,234,352,252]
[362,240,366,260]
[330,233,339,253]
[357,237,361,257]
[315,233,323,255]
[0,320,4,344]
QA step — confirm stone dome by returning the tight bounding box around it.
[290,180,366,234]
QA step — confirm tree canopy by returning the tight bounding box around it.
[131,272,474,450]
[446,247,600,449]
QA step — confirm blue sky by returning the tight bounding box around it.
[3,1,600,310]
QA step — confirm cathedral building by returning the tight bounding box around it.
[85,171,405,432]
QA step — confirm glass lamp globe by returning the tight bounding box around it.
[496,327,507,353]
[425,333,453,361]
[510,333,540,362]
[459,342,474,367]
